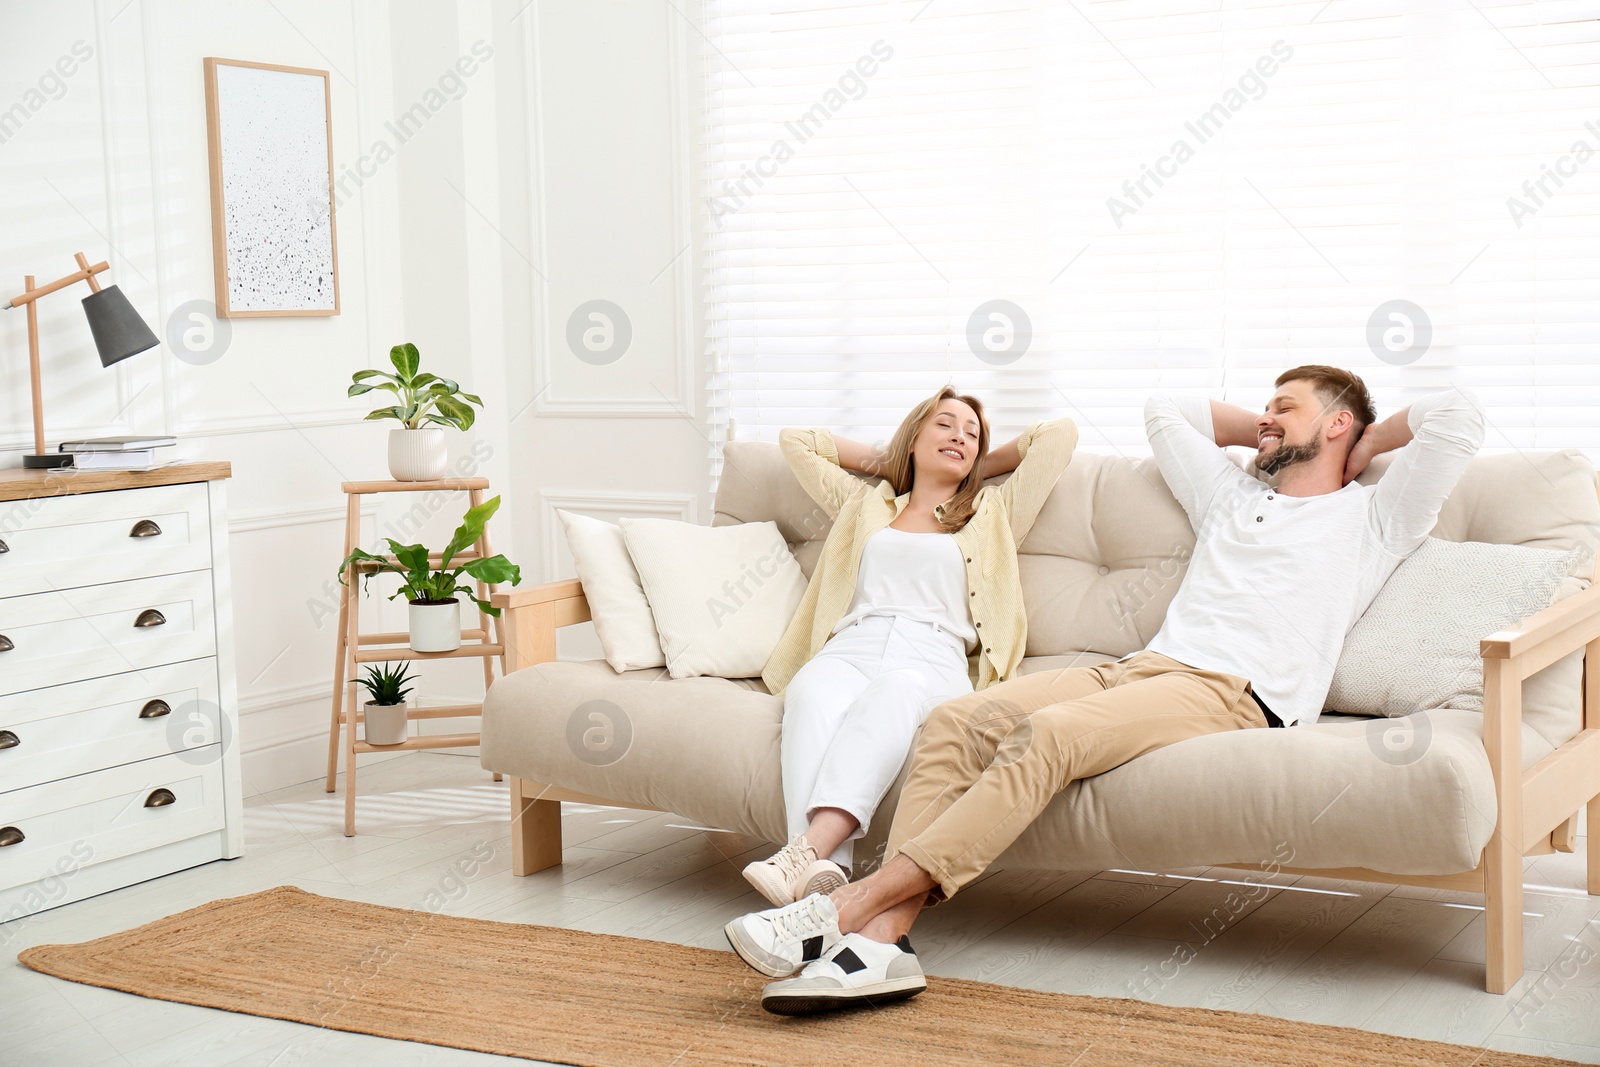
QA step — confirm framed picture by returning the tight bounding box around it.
[203,57,339,318]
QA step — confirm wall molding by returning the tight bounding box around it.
[240,718,413,797]
[666,4,699,424]
[177,408,372,438]
[522,9,695,419]
[230,499,379,534]
[536,488,697,582]
[239,677,333,718]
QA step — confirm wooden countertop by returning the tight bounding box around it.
[0,461,232,502]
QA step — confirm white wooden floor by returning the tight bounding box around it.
[6,752,1600,1066]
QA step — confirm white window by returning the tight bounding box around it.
[697,1,1600,481]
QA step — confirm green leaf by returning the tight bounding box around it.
[460,555,521,586]
[452,584,500,616]
[456,392,484,407]
[440,495,501,569]
[391,541,430,581]
[347,383,377,397]
[335,547,395,591]
[364,406,406,422]
[357,661,418,704]
[389,342,420,381]
[351,369,394,384]
[411,373,441,389]
[430,396,475,431]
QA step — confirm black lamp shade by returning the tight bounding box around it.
[81,285,159,367]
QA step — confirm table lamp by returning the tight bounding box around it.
[5,251,160,468]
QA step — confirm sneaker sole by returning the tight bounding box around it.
[723,919,805,979]
[797,867,848,899]
[761,977,927,1016]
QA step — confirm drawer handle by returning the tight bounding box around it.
[144,788,176,808]
[130,519,162,538]
[0,826,22,847]
[135,609,167,629]
[0,730,17,749]
[0,635,11,652]
[139,699,171,719]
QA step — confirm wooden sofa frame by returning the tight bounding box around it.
[490,561,1600,995]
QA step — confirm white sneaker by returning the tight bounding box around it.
[742,835,849,907]
[761,932,926,1015]
[723,893,844,978]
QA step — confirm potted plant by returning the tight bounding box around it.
[357,662,416,746]
[349,342,484,481]
[337,495,521,653]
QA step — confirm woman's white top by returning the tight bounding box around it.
[830,526,977,651]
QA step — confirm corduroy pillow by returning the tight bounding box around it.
[1325,538,1571,718]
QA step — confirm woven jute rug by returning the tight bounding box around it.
[16,885,1576,1066]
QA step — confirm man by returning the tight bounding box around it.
[723,365,1486,1016]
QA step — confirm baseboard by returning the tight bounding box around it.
[241,724,413,797]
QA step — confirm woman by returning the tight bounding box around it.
[745,386,1078,906]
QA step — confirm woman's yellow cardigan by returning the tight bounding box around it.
[761,419,1080,698]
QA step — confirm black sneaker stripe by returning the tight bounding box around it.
[802,935,824,961]
[832,947,867,975]
[896,935,915,955]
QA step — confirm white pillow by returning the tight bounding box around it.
[556,510,665,672]
[1325,537,1572,718]
[619,518,808,679]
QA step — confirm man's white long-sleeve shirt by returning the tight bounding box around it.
[1143,389,1485,726]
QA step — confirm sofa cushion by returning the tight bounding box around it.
[1013,453,1197,659]
[482,655,1558,876]
[620,517,808,679]
[1325,537,1571,719]
[481,659,786,842]
[916,707,1509,877]
[556,510,665,673]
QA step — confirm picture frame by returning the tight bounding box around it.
[203,57,339,318]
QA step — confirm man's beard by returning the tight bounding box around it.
[1256,434,1321,476]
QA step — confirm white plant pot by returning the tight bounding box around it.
[388,427,448,482]
[363,701,409,746]
[408,598,461,652]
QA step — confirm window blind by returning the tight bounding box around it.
[697,0,1600,484]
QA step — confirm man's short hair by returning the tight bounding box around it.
[1275,365,1377,433]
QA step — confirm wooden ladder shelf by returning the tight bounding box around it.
[324,476,507,835]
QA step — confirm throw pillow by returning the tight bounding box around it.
[620,517,808,679]
[1325,537,1572,717]
[556,510,665,672]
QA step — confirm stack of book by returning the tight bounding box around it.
[58,436,179,471]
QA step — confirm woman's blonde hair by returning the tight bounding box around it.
[880,386,990,532]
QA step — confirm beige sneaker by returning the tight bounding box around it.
[742,835,848,907]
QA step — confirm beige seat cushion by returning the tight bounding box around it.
[481,654,1558,876]
[481,660,786,843]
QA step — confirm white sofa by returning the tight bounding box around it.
[481,442,1600,993]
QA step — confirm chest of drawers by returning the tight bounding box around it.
[0,463,242,928]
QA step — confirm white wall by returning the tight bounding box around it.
[497,0,711,661]
[0,0,707,794]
